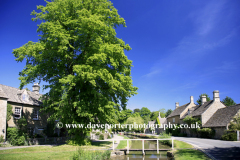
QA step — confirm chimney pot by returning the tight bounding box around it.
[201,95,207,105]
[213,90,220,101]
[32,83,40,94]
[175,102,179,109]
[190,96,194,103]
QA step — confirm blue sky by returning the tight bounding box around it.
[0,0,240,112]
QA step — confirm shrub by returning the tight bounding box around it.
[197,128,215,138]
[99,134,104,140]
[178,133,187,137]
[7,128,26,146]
[221,132,237,141]
[107,134,111,139]
[95,132,100,135]
[0,135,4,143]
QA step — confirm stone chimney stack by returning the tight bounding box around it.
[32,83,40,94]
[175,102,179,109]
[201,95,207,105]
[190,96,194,104]
[213,90,220,101]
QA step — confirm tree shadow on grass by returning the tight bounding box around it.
[91,141,112,147]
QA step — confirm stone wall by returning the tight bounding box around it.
[0,97,7,140]
[202,101,225,125]
[8,102,48,130]
[167,115,180,124]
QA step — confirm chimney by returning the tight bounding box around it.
[32,83,40,94]
[201,95,207,105]
[159,112,161,118]
[190,96,194,104]
[213,90,220,101]
[175,102,179,109]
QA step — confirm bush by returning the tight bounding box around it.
[7,128,26,146]
[178,133,187,137]
[0,135,4,143]
[95,132,100,135]
[99,134,104,140]
[221,132,237,141]
[107,134,111,139]
[197,128,215,138]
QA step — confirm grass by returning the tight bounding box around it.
[116,135,131,149]
[174,149,211,160]
[174,140,194,149]
[0,142,113,160]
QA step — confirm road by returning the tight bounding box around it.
[174,137,240,160]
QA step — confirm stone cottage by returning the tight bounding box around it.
[0,83,48,140]
[167,96,196,124]
[203,104,240,139]
[181,91,226,126]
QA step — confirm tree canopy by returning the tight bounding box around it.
[196,93,211,105]
[165,109,172,117]
[13,0,137,144]
[222,96,236,106]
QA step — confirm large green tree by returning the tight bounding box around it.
[13,0,137,144]
[222,96,236,106]
[140,107,151,119]
[196,93,211,105]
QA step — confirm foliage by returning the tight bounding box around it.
[197,128,215,138]
[13,0,138,144]
[43,120,55,137]
[0,135,4,143]
[140,107,151,119]
[133,108,140,113]
[166,124,181,136]
[7,104,13,122]
[165,109,173,117]
[221,132,237,141]
[150,111,159,121]
[72,148,111,160]
[183,116,201,134]
[99,134,104,140]
[95,132,100,135]
[118,109,133,123]
[15,115,28,135]
[125,116,144,132]
[158,131,172,139]
[156,117,160,125]
[222,96,236,106]
[196,93,211,105]
[7,128,26,146]
[228,113,240,130]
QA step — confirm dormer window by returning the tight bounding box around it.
[14,107,21,119]
[33,110,39,120]
[22,91,29,102]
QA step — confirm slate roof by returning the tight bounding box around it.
[191,100,213,117]
[180,106,197,120]
[0,84,42,106]
[167,103,190,118]
[203,104,240,127]
[159,117,167,124]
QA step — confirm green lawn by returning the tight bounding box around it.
[0,142,112,160]
[174,140,194,149]
[174,149,211,160]
[115,135,131,149]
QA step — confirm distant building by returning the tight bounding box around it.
[167,96,196,124]
[0,83,48,140]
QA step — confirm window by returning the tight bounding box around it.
[33,110,39,120]
[173,118,175,123]
[14,107,21,119]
